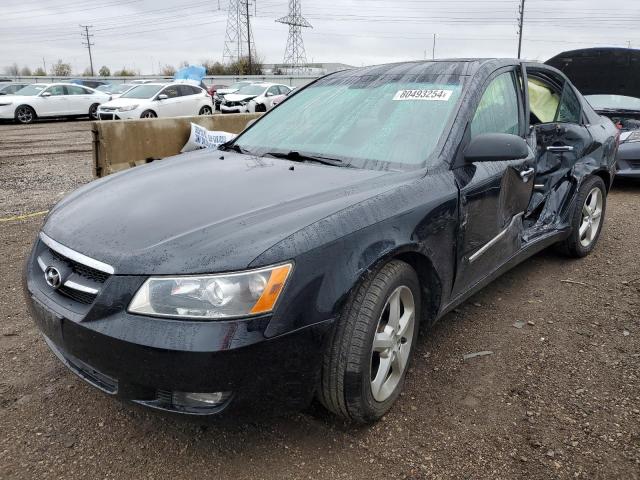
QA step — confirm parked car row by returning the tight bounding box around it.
[0,80,215,124]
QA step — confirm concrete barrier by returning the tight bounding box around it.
[91,113,261,177]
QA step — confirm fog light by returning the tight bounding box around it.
[171,391,231,409]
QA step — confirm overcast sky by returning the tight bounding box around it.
[1,0,639,75]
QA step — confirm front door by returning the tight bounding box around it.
[154,85,183,117]
[452,68,535,297]
[38,85,68,116]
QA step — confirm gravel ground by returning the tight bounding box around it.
[1,121,639,480]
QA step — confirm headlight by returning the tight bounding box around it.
[623,130,640,143]
[117,104,139,111]
[128,263,293,319]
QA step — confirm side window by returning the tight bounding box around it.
[162,85,180,98]
[44,85,66,96]
[278,86,290,95]
[267,86,279,96]
[556,83,582,124]
[178,85,197,96]
[66,85,90,95]
[470,71,520,138]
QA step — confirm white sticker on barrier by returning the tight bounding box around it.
[392,89,453,101]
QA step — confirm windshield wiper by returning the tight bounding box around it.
[263,151,344,167]
[219,142,251,154]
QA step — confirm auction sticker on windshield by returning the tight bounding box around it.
[393,89,453,101]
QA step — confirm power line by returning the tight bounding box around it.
[80,24,95,75]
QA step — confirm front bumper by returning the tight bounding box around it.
[24,237,333,417]
[220,105,248,114]
[615,143,640,179]
[97,109,142,120]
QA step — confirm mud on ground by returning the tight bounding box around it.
[0,121,638,479]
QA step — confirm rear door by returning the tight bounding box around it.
[178,85,202,114]
[452,67,535,297]
[65,85,94,114]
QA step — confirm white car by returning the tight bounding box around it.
[96,83,213,120]
[0,83,111,124]
[221,83,292,114]
[214,81,252,109]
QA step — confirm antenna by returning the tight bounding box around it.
[80,25,95,76]
[276,0,312,75]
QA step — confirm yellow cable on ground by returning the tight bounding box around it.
[0,210,49,223]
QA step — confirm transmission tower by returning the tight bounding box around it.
[222,0,256,71]
[276,0,312,74]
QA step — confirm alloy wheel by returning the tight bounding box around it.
[200,106,213,115]
[579,187,603,247]
[370,285,415,402]
[16,107,33,124]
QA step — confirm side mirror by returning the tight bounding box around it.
[464,133,529,163]
[157,94,168,100]
[265,92,273,97]
[41,92,51,97]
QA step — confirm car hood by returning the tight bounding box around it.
[43,150,404,275]
[216,88,238,95]
[224,93,258,102]
[546,48,640,98]
[99,97,147,108]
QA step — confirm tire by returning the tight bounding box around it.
[558,175,607,258]
[140,110,157,119]
[199,105,213,116]
[15,105,36,124]
[318,260,421,423]
[88,103,100,120]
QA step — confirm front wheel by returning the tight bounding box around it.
[318,260,421,423]
[558,175,607,257]
[88,103,100,120]
[140,110,157,119]
[15,105,36,124]
[199,105,213,115]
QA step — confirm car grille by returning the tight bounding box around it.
[36,233,113,306]
[224,101,241,107]
[98,113,119,120]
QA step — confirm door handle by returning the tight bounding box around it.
[546,145,574,152]
[520,167,535,182]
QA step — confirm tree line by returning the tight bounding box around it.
[3,56,265,77]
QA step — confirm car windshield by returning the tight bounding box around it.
[14,84,47,96]
[586,94,640,111]
[230,81,250,90]
[120,84,164,99]
[236,84,267,96]
[234,74,464,170]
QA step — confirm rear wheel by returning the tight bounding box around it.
[199,105,213,115]
[558,175,607,257]
[318,260,420,423]
[140,110,157,119]
[88,103,100,120]
[15,105,36,124]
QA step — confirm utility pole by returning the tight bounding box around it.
[517,0,525,59]
[42,57,46,74]
[432,33,436,59]
[245,0,252,75]
[80,25,95,76]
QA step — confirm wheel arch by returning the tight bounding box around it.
[591,169,612,192]
[15,103,38,117]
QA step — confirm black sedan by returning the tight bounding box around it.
[24,59,618,423]
[547,47,640,179]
